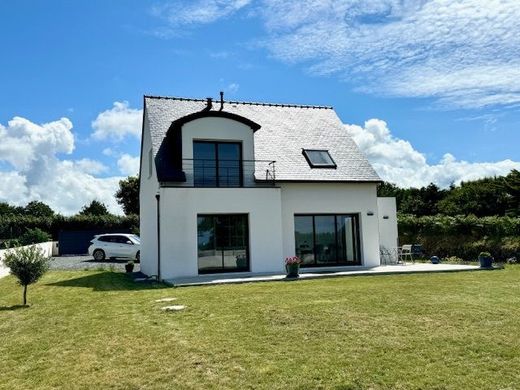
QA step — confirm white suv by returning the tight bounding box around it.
[88,234,141,261]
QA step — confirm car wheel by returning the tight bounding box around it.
[93,249,105,261]
[135,251,140,262]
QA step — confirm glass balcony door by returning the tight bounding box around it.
[193,141,242,187]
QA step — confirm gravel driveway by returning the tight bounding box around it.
[50,255,140,272]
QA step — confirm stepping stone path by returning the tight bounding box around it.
[161,305,186,312]
[155,298,177,302]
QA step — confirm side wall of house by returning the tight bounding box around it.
[377,197,399,262]
[159,187,284,279]
[280,182,381,267]
[139,115,159,277]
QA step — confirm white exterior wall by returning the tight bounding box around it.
[377,197,399,252]
[159,187,283,278]
[280,183,381,267]
[139,116,160,276]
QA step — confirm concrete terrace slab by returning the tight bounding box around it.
[165,263,481,287]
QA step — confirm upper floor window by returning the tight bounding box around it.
[302,149,336,168]
[193,141,242,187]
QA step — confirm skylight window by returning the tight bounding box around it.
[302,149,336,168]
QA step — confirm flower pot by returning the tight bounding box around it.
[286,263,300,278]
[479,256,493,269]
[125,264,135,273]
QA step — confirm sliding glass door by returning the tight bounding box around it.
[294,214,361,266]
[197,214,249,273]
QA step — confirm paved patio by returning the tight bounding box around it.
[165,263,482,287]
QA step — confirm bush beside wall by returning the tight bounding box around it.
[0,215,139,241]
[398,214,520,261]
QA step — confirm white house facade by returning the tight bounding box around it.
[139,95,397,280]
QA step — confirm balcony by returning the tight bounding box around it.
[172,159,276,188]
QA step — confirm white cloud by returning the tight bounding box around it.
[226,82,240,93]
[255,0,520,109]
[152,0,252,27]
[0,116,123,215]
[91,101,142,141]
[74,158,108,175]
[346,119,520,188]
[117,154,140,176]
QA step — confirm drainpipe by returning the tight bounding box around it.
[155,193,161,281]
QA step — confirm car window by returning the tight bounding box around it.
[98,236,110,242]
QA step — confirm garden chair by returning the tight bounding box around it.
[399,245,414,264]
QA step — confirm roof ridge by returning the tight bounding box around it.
[144,94,333,110]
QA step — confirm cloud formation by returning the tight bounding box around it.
[117,154,140,176]
[346,119,520,188]
[91,101,142,141]
[153,0,520,109]
[258,0,520,109]
[0,116,123,215]
[152,0,251,32]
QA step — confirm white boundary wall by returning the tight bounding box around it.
[0,241,55,279]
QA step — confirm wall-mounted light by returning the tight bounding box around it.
[383,215,389,220]
[367,211,374,216]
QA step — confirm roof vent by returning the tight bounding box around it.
[219,91,224,111]
[203,97,213,111]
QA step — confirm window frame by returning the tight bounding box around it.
[193,140,244,187]
[302,149,337,169]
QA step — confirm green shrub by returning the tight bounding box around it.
[19,228,51,246]
[398,214,520,261]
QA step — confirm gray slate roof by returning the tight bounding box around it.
[144,96,380,182]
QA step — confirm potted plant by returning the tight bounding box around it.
[285,256,302,279]
[125,260,135,273]
[478,251,493,268]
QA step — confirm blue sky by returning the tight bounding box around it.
[0,0,519,214]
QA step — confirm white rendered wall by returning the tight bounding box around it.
[280,183,381,267]
[377,197,399,255]
[158,187,283,279]
[139,116,159,277]
[181,117,256,186]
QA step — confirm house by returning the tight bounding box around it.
[139,94,398,280]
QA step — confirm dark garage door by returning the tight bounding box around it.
[58,229,131,255]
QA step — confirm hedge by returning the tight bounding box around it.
[398,214,520,261]
[0,215,139,241]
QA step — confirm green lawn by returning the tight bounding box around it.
[1,268,519,390]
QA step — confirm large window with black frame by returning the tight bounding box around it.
[193,141,242,187]
[294,214,361,266]
[197,214,249,273]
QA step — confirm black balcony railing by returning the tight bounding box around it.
[181,159,276,187]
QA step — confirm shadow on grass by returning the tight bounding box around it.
[0,304,29,311]
[46,271,168,291]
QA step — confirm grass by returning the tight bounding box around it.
[1,268,519,389]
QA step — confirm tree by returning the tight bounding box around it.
[501,169,520,216]
[438,177,508,217]
[0,202,23,215]
[115,176,139,215]
[3,245,51,305]
[79,200,110,216]
[24,201,55,218]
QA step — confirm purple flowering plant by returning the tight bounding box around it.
[285,256,302,265]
